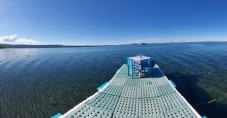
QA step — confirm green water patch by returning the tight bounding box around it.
[197,67,227,104]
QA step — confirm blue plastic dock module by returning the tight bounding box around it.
[51,113,62,118]
[169,80,176,88]
[60,63,202,118]
[97,82,108,91]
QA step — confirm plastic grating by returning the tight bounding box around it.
[124,79,140,87]
[139,79,153,87]
[121,86,141,98]
[66,104,113,118]
[157,85,176,96]
[140,93,197,118]
[117,65,128,74]
[65,93,120,118]
[140,97,164,117]
[160,93,187,112]
[140,77,169,87]
[109,77,126,86]
[163,107,198,118]
[86,93,120,112]
[140,87,159,98]
[113,97,140,118]
[100,85,124,96]
[114,72,131,79]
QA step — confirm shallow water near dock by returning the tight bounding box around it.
[0,42,227,118]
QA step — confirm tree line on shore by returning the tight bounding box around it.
[0,44,5,48]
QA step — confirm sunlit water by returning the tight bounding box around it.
[0,43,227,118]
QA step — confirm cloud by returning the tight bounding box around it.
[0,34,37,45]
[0,34,17,42]
[16,38,37,45]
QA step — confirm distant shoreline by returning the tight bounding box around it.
[0,44,99,48]
[1,41,227,48]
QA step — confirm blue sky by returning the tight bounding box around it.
[0,0,227,45]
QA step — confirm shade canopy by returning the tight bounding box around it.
[128,55,151,61]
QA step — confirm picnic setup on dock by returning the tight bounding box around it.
[52,55,205,118]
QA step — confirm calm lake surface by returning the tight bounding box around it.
[0,43,227,118]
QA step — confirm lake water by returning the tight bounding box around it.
[0,42,227,118]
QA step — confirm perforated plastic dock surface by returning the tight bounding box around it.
[60,64,201,118]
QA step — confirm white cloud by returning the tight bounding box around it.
[0,34,17,42]
[16,38,37,45]
[0,34,37,45]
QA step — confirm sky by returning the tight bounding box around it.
[0,0,227,45]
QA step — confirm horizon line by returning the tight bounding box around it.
[1,40,227,47]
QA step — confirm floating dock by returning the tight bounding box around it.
[58,56,202,118]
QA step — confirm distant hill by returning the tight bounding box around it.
[0,44,5,48]
[1,41,227,48]
[0,44,96,48]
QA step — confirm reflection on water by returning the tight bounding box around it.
[0,43,227,118]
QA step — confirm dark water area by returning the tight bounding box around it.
[0,42,227,118]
